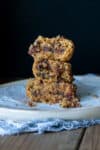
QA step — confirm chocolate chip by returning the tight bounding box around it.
[40,72,45,78]
[32,90,39,96]
[60,49,65,53]
[37,64,43,71]
[37,60,50,71]
[43,46,54,52]
[55,65,64,77]
[28,45,40,56]
[58,91,64,96]
[36,41,41,45]
[40,80,43,84]
[65,93,73,100]
[54,48,65,54]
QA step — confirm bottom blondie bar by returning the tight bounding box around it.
[26,78,80,108]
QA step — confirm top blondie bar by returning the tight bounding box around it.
[28,35,74,61]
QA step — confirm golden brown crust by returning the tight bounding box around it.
[28,35,74,62]
[33,57,73,83]
[26,78,80,108]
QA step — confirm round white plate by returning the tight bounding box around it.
[0,75,100,121]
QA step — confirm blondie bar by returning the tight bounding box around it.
[26,78,80,108]
[28,35,74,61]
[33,57,73,82]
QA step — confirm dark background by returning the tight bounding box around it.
[0,0,100,79]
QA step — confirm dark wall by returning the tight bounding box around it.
[0,0,100,78]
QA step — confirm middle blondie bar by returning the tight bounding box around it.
[33,57,73,82]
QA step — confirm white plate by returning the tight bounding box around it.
[0,75,100,121]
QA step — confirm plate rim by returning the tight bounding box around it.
[0,77,100,120]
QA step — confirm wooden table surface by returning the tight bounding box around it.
[0,79,100,150]
[0,125,100,150]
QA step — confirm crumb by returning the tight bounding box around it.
[28,101,36,107]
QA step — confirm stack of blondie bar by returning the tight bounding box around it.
[26,35,80,107]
